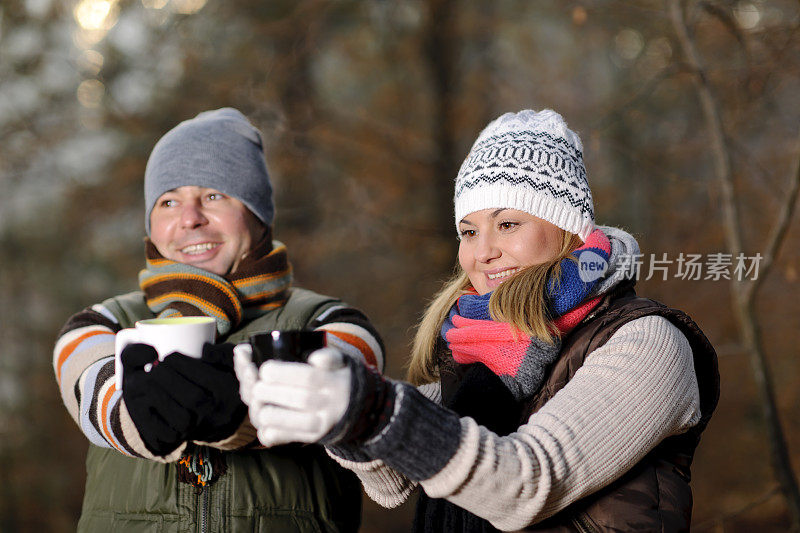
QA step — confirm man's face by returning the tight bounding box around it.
[149,186,265,276]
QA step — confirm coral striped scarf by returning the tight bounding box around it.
[441,229,612,399]
[139,232,292,336]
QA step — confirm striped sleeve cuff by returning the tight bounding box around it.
[195,416,259,450]
[311,305,386,372]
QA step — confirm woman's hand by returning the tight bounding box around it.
[234,343,466,483]
[232,343,259,406]
[240,348,352,446]
[256,349,352,447]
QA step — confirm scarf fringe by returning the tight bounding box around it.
[177,445,228,492]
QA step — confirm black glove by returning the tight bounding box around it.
[121,342,246,456]
[121,343,192,456]
[179,342,247,444]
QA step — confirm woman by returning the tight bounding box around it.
[235,109,719,531]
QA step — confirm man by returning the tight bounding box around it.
[53,108,384,532]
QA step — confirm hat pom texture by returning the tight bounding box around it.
[454,109,595,242]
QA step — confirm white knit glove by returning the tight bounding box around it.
[234,346,351,447]
[233,343,259,406]
[235,343,464,483]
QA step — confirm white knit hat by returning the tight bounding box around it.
[454,109,595,242]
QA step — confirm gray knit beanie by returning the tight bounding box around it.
[454,109,594,241]
[144,107,274,234]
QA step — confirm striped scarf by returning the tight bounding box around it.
[419,230,612,532]
[139,232,292,337]
[441,229,612,395]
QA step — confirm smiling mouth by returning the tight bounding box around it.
[180,242,220,255]
[487,268,519,280]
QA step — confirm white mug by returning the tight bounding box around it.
[114,316,216,389]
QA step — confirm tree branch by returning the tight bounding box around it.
[670,1,800,530]
[741,132,800,304]
[693,486,781,531]
[593,63,683,132]
[669,0,744,262]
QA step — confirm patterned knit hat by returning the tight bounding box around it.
[454,109,594,242]
[144,108,274,234]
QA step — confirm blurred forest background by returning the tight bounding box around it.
[1,0,799,531]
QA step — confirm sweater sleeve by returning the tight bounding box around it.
[327,453,418,508]
[53,304,185,462]
[418,315,700,530]
[310,304,386,373]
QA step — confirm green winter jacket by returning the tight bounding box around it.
[78,288,362,533]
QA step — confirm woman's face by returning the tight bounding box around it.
[458,208,564,295]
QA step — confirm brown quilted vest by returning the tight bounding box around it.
[523,280,720,532]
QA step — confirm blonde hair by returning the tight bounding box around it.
[406,230,583,385]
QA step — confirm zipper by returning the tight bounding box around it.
[572,513,599,533]
[197,486,210,533]
[182,445,214,533]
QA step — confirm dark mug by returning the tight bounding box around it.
[249,330,327,365]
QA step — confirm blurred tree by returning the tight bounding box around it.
[670,0,800,528]
[1,0,799,531]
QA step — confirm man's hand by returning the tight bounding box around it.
[180,342,247,444]
[121,342,246,456]
[121,343,193,456]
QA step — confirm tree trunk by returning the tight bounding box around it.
[423,0,460,254]
[669,1,800,528]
